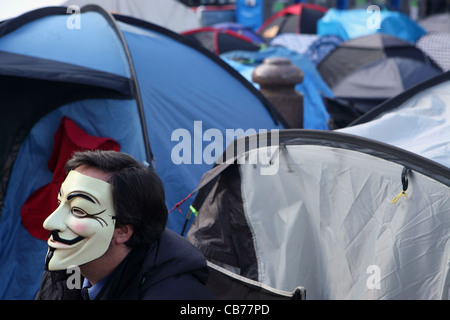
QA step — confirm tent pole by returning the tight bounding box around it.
[83,5,154,167]
[110,13,154,166]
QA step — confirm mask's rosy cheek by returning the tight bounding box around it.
[71,220,90,235]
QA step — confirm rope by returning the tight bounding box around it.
[168,193,193,214]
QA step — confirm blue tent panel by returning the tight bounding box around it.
[120,20,285,232]
[0,11,130,78]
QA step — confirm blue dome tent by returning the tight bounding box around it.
[0,5,286,299]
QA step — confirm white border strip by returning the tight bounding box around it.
[207,261,306,299]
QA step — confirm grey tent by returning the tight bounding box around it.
[187,74,450,299]
[419,12,450,32]
[318,33,442,128]
[186,128,450,299]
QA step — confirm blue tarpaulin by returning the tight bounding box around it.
[318,8,426,43]
[221,46,333,130]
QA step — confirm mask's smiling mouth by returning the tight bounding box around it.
[48,230,85,248]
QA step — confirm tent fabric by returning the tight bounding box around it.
[0,0,66,21]
[257,3,327,41]
[221,46,333,130]
[317,8,426,43]
[0,11,131,78]
[20,116,120,241]
[0,0,201,33]
[331,57,442,100]
[269,33,319,54]
[210,22,266,44]
[62,0,201,33]
[182,27,262,55]
[342,70,450,170]
[206,261,306,300]
[318,33,442,127]
[187,130,450,299]
[416,33,450,71]
[303,34,344,66]
[419,12,450,32]
[318,33,441,90]
[0,6,286,299]
[0,50,132,95]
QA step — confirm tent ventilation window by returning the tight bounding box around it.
[392,167,411,204]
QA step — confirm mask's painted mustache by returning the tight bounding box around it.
[49,230,84,245]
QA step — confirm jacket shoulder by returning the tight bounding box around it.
[139,228,212,299]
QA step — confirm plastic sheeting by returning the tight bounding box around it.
[221,46,333,130]
[238,144,450,299]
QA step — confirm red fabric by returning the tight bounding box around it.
[21,116,120,240]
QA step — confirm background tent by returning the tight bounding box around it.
[257,3,327,41]
[341,70,450,170]
[302,34,344,65]
[0,0,66,21]
[318,33,442,128]
[62,0,201,33]
[317,8,426,43]
[187,129,450,300]
[0,5,286,299]
[182,24,264,55]
[211,22,266,44]
[419,12,450,32]
[221,46,334,130]
[416,32,450,71]
[269,33,320,55]
[0,0,201,33]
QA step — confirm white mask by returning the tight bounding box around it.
[43,170,116,271]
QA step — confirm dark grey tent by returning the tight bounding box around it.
[318,33,442,128]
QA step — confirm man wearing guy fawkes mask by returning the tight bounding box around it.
[35,150,212,300]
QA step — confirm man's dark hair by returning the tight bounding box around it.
[65,150,168,247]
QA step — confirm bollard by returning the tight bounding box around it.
[252,57,304,128]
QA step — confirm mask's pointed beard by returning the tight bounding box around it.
[45,247,56,271]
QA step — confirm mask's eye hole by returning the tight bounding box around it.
[71,207,87,218]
